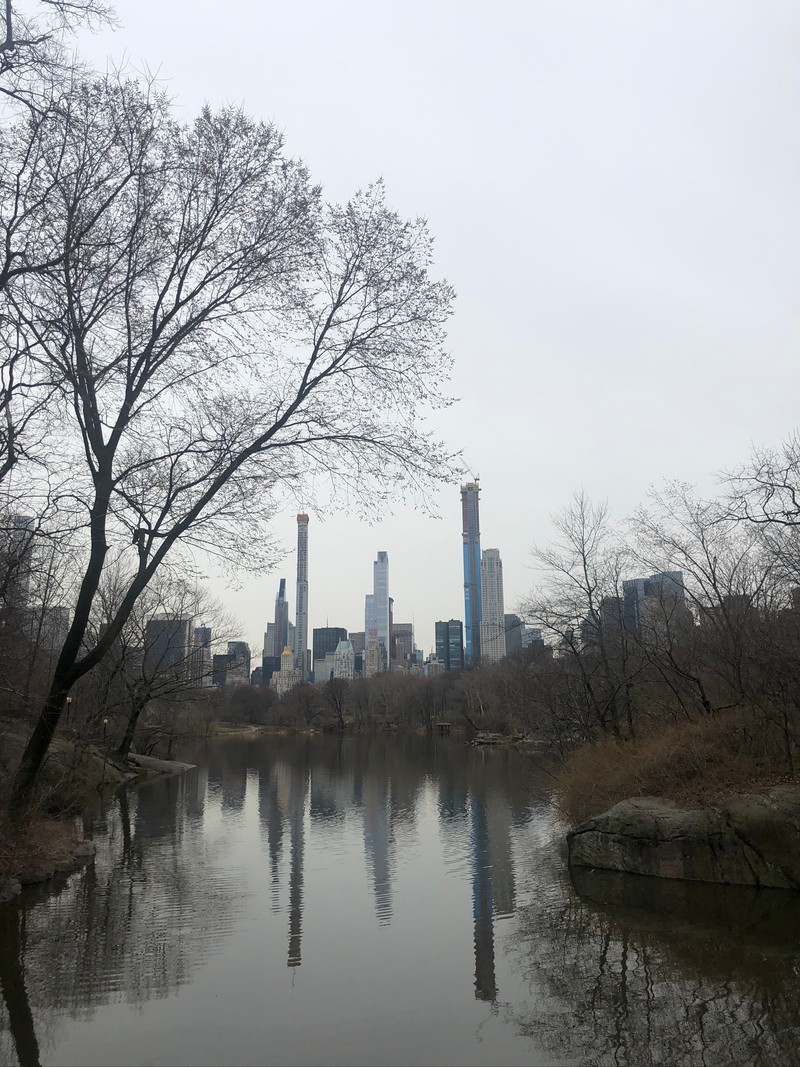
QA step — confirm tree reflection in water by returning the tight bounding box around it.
[507,857,800,1065]
[0,768,241,1064]
[4,736,800,1066]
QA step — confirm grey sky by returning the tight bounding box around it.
[80,1,800,655]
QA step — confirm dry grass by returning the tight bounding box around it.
[557,708,798,826]
[0,808,83,884]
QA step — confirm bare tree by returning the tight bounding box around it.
[76,570,235,758]
[322,677,348,730]
[1,74,169,491]
[727,432,800,533]
[1,0,116,103]
[523,492,635,738]
[632,483,781,708]
[10,75,458,805]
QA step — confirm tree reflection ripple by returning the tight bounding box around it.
[2,735,800,1066]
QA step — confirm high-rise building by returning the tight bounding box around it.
[435,619,464,671]
[144,616,193,680]
[271,645,301,696]
[623,571,686,631]
[273,578,289,656]
[436,622,448,665]
[364,639,383,678]
[295,514,309,678]
[365,552,390,666]
[192,625,213,686]
[480,549,506,663]
[212,653,232,687]
[521,626,546,657]
[333,639,355,680]
[461,482,482,665]
[349,631,366,654]
[503,614,522,658]
[313,627,348,662]
[391,622,414,669]
[227,641,251,685]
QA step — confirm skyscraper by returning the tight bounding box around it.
[273,577,289,657]
[623,571,686,631]
[461,482,482,665]
[295,514,309,678]
[192,625,213,686]
[365,551,390,667]
[144,616,193,680]
[503,614,522,658]
[435,619,464,671]
[391,622,414,668]
[480,549,506,663]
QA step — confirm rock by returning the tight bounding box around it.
[567,788,800,889]
[0,878,21,904]
[126,753,196,774]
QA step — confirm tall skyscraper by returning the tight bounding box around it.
[295,514,309,678]
[480,549,506,663]
[461,482,482,665]
[273,577,289,657]
[365,551,390,666]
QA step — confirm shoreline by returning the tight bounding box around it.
[0,753,196,905]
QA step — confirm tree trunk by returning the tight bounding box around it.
[11,679,69,811]
[117,697,148,759]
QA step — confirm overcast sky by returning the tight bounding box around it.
[80,1,800,656]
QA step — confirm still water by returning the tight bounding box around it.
[2,734,800,1066]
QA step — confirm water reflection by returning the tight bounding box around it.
[3,734,800,1066]
[508,842,800,1065]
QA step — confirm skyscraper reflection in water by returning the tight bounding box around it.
[287,767,307,967]
[362,775,393,926]
[251,739,517,989]
[470,790,497,1001]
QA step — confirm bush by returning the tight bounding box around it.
[557,707,797,825]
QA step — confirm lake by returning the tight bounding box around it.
[2,733,800,1065]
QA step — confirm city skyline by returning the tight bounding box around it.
[78,3,800,665]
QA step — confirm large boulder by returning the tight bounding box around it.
[567,786,800,889]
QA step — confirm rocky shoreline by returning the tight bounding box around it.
[568,785,800,889]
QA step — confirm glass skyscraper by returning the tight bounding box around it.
[461,482,482,665]
[435,619,465,671]
[295,514,309,678]
[365,551,390,665]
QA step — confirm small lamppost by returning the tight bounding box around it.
[65,695,72,724]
